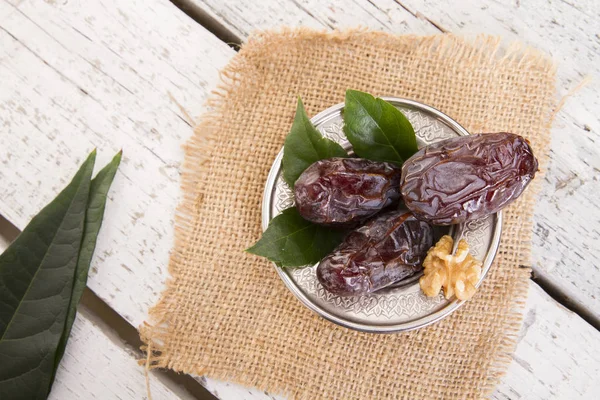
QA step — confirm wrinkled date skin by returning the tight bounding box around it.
[401,132,538,225]
[317,210,433,296]
[294,158,401,226]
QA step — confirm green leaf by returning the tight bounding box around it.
[343,89,418,164]
[0,151,96,400]
[282,97,347,187]
[53,151,122,378]
[247,207,346,267]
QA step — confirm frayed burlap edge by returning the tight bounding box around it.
[140,28,557,399]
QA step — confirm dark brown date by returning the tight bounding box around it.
[317,210,433,296]
[294,158,401,226]
[401,132,538,225]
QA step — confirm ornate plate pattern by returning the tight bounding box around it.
[262,98,502,332]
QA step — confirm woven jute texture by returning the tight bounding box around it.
[141,30,556,399]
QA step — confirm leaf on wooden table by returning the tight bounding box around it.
[53,151,122,377]
[0,151,96,400]
[282,97,348,187]
[344,89,418,164]
[247,207,346,267]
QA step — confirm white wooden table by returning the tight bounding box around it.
[1,0,599,398]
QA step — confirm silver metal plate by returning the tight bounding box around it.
[261,98,502,333]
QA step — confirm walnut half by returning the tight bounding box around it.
[419,235,482,301]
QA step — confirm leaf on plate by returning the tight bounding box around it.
[0,151,96,400]
[53,151,122,377]
[343,89,418,164]
[246,207,346,267]
[282,97,348,187]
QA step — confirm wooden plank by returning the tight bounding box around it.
[49,311,192,400]
[494,282,600,399]
[0,0,243,396]
[201,380,282,400]
[188,0,600,322]
[185,0,438,39]
[0,0,234,326]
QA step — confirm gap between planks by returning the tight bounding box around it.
[168,0,450,45]
[79,288,217,400]
[392,0,448,32]
[169,0,242,47]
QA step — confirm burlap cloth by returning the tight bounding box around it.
[141,29,556,399]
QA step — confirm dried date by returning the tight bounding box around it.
[401,132,538,225]
[317,210,433,296]
[294,158,401,226]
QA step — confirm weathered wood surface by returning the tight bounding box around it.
[188,0,600,322]
[494,283,600,400]
[0,0,234,396]
[1,0,599,398]
[49,310,195,400]
[0,0,232,325]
